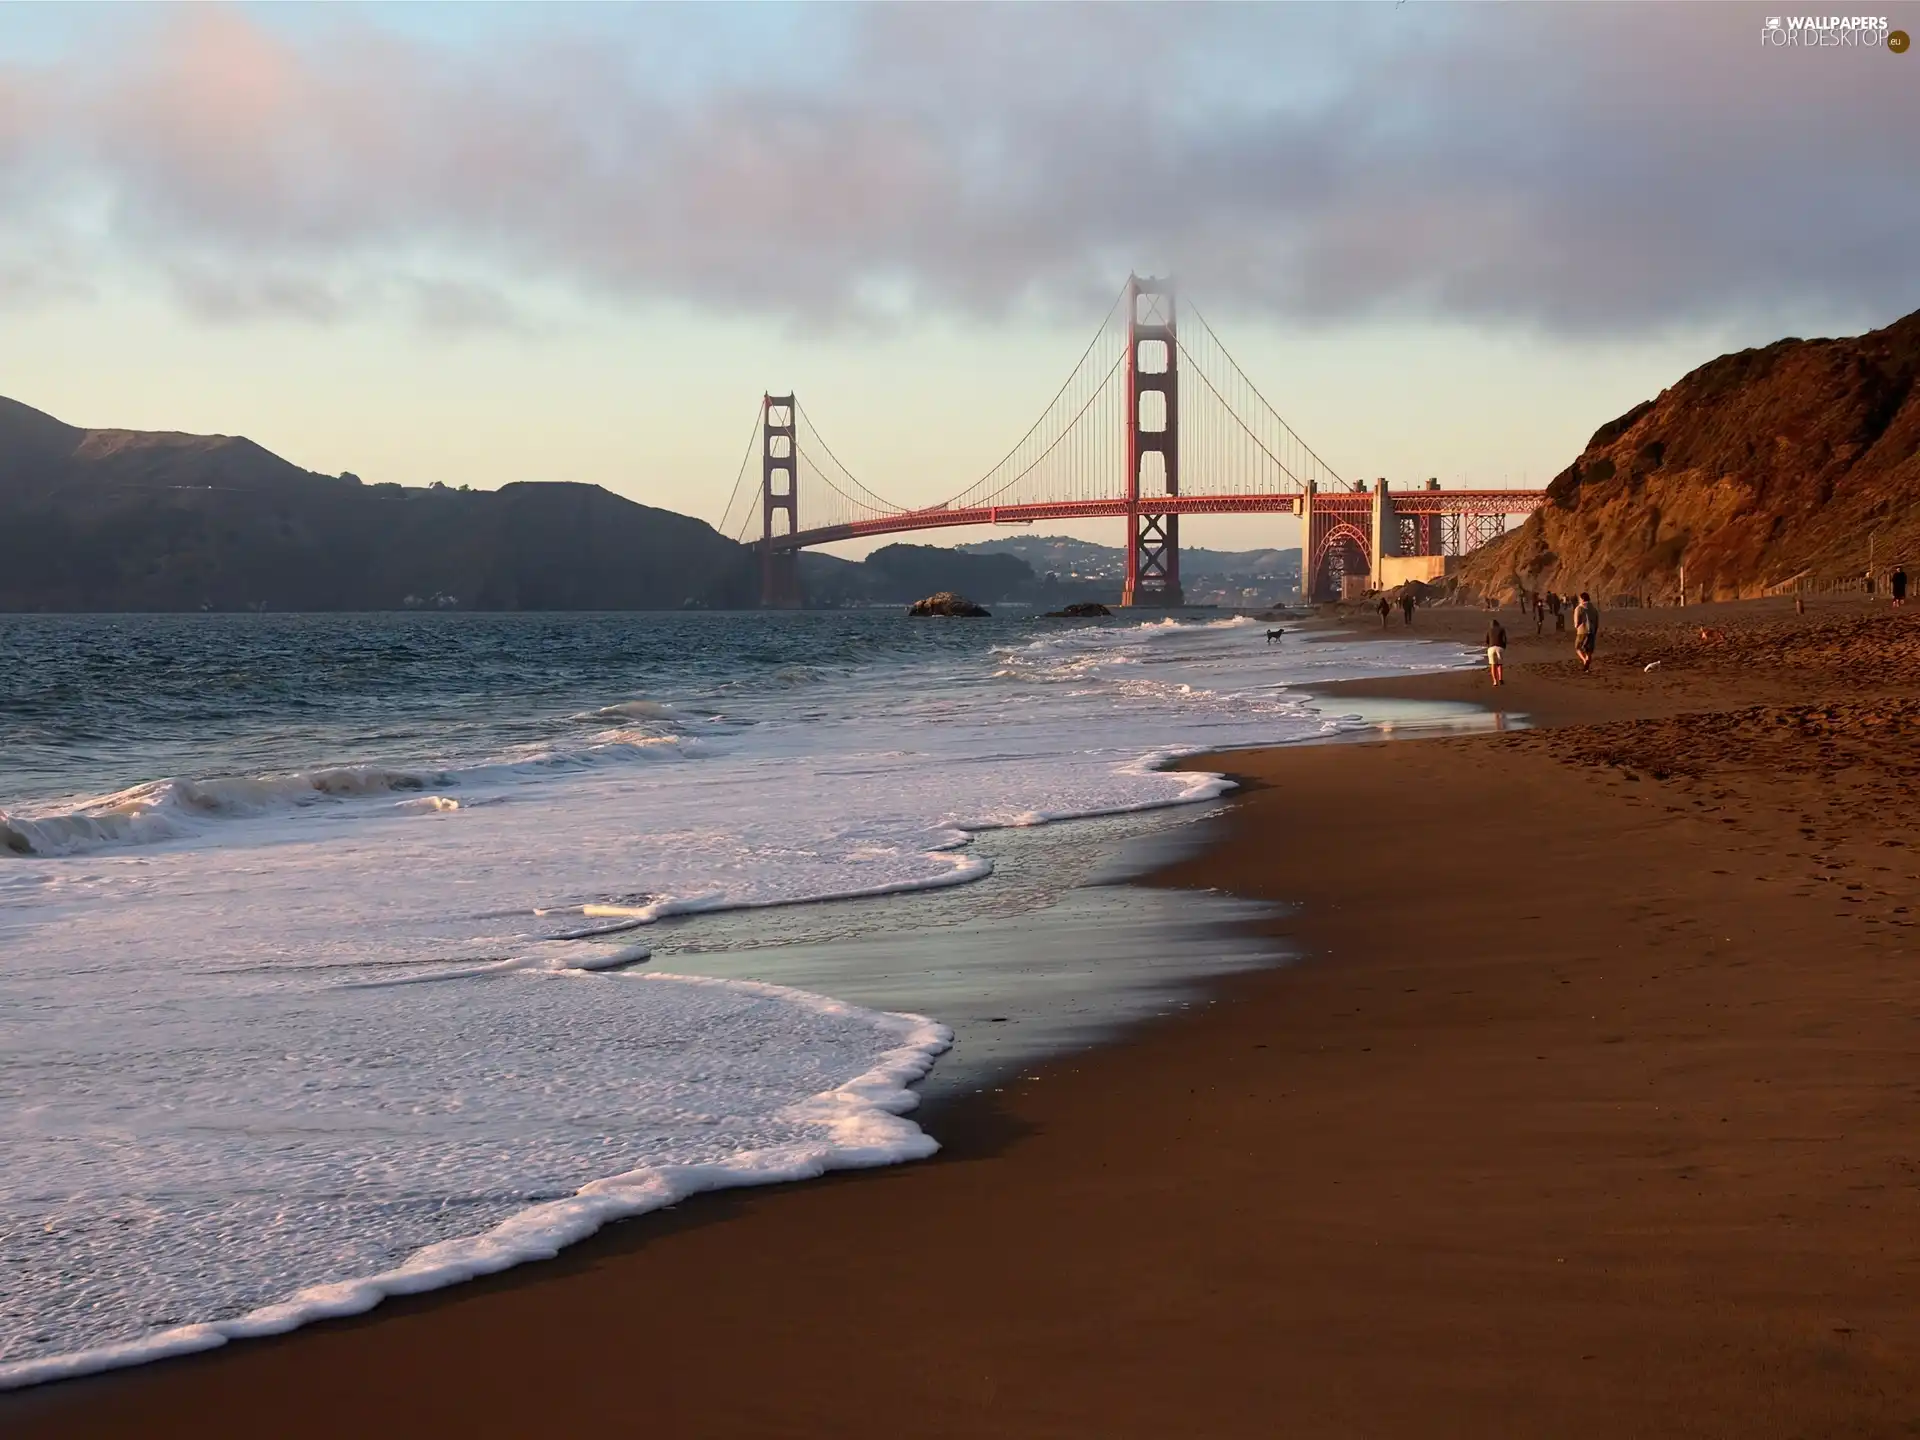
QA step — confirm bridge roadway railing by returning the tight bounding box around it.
[1386,492,1549,518]
[755,489,1548,555]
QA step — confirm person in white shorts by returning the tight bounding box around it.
[1484,616,1509,686]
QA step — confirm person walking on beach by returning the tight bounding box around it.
[1573,591,1599,672]
[1893,565,1908,608]
[1377,595,1392,629]
[1485,616,1509,687]
[1533,593,1546,636]
[1401,590,1416,626]
[1551,591,1565,633]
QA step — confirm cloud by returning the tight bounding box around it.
[0,4,1913,334]
[0,253,93,311]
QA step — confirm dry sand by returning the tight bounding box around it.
[10,596,1920,1438]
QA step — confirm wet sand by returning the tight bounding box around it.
[12,598,1920,1437]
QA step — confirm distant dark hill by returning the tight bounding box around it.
[957,533,1300,602]
[0,396,84,477]
[0,397,756,612]
[857,544,1035,602]
[1460,306,1920,601]
[0,396,346,505]
[800,542,1041,606]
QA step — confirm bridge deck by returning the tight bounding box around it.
[760,491,1544,553]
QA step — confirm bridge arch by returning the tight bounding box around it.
[1310,521,1371,601]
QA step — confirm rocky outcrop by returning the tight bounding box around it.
[1045,602,1112,617]
[907,591,991,617]
[1459,307,1920,602]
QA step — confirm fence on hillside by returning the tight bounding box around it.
[1761,567,1905,599]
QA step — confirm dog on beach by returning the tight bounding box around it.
[1698,627,1727,644]
[1266,628,1285,643]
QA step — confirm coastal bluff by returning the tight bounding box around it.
[1460,305,1920,602]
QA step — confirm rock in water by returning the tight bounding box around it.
[907,591,991,617]
[1045,602,1112,618]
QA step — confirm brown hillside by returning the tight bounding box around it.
[1460,307,1920,602]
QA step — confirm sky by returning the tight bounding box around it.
[1,2,1915,557]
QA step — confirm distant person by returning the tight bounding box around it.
[1485,616,1509,687]
[1533,594,1546,636]
[1893,566,1908,608]
[1550,591,1565,633]
[1573,591,1600,672]
[1401,590,1416,626]
[1377,595,1392,629]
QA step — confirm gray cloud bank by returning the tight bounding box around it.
[1,4,1913,334]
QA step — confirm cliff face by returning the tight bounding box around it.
[0,397,757,611]
[1460,307,1920,601]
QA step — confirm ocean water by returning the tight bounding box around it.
[0,610,1466,1387]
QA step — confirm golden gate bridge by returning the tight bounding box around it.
[716,276,1546,606]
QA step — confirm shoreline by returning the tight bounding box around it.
[2,800,1291,1403]
[13,599,1920,1435]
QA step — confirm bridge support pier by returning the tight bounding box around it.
[1121,275,1183,607]
[1371,477,1395,574]
[760,393,803,608]
[760,549,800,609]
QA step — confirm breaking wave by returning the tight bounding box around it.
[1,732,710,859]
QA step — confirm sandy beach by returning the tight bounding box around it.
[12,597,1920,1438]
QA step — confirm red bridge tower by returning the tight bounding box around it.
[1122,275,1183,607]
[760,393,801,608]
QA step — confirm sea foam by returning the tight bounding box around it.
[0,974,949,1389]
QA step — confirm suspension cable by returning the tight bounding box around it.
[1175,335,1321,491]
[938,281,1128,509]
[718,404,767,542]
[794,400,909,515]
[947,349,1128,510]
[795,438,910,516]
[1182,302,1346,485]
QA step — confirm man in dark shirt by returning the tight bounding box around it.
[1485,616,1509,687]
[1573,592,1600,671]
